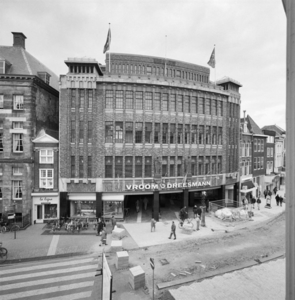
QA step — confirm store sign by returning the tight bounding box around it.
[39,197,53,202]
[126,180,211,191]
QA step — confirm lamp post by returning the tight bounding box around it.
[13,202,16,240]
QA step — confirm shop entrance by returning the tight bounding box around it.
[124,194,153,222]
[37,205,42,220]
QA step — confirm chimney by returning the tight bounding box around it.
[12,32,27,49]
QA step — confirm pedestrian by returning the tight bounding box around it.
[205,198,209,213]
[275,194,280,206]
[268,190,272,197]
[168,221,176,240]
[99,229,107,246]
[279,196,284,207]
[273,186,277,195]
[196,206,202,219]
[196,215,200,231]
[151,218,156,232]
[263,189,267,198]
[143,197,149,210]
[257,197,261,210]
[179,206,188,221]
[193,205,198,218]
[251,197,256,209]
[111,215,117,232]
[136,199,140,213]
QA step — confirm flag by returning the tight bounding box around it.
[103,28,111,54]
[207,47,215,68]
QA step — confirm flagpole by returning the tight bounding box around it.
[214,44,216,85]
[165,35,167,76]
[109,23,111,74]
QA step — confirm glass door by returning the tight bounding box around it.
[37,205,42,220]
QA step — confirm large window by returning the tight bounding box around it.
[205,99,211,115]
[135,122,143,143]
[145,92,153,110]
[191,156,196,175]
[145,122,152,143]
[13,122,23,129]
[177,156,182,176]
[135,156,142,177]
[105,90,113,109]
[13,167,23,175]
[218,101,223,116]
[79,156,84,177]
[170,124,176,144]
[185,125,190,144]
[170,157,175,176]
[162,156,168,177]
[154,123,160,143]
[87,156,92,177]
[162,94,168,111]
[162,123,168,144]
[184,96,190,113]
[40,149,53,163]
[105,156,113,178]
[79,121,84,143]
[145,156,152,177]
[79,90,85,108]
[71,156,75,177]
[198,156,204,175]
[125,122,133,143]
[87,90,93,109]
[13,134,23,152]
[105,121,113,143]
[115,156,123,178]
[205,126,211,144]
[13,181,22,199]
[177,124,183,144]
[212,100,217,115]
[177,95,183,112]
[212,126,217,145]
[154,93,161,111]
[40,169,53,189]
[191,125,197,144]
[125,91,133,109]
[198,125,204,144]
[71,90,76,108]
[199,98,204,114]
[44,204,57,219]
[254,139,257,152]
[218,127,222,145]
[13,95,24,110]
[170,95,176,112]
[115,91,123,109]
[191,96,197,113]
[115,122,123,143]
[135,92,143,110]
[125,156,133,177]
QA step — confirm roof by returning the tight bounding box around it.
[65,57,103,76]
[261,125,286,136]
[0,46,59,90]
[216,76,242,87]
[246,115,264,135]
[32,129,59,144]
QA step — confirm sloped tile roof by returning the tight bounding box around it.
[261,125,285,136]
[246,115,264,135]
[0,46,59,90]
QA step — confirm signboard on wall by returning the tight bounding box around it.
[102,253,112,300]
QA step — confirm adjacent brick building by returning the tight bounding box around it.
[59,53,241,221]
[0,32,59,225]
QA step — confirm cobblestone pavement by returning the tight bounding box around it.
[169,258,285,300]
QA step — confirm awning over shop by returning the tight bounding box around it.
[68,193,96,201]
[102,194,124,202]
[240,180,257,193]
[264,175,278,184]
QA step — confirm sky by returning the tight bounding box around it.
[1,0,286,129]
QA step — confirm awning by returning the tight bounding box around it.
[102,194,124,202]
[240,180,257,193]
[264,175,278,184]
[68,193,96,201]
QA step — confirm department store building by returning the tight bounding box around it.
[59,53,241,221]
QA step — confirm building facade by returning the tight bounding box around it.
[0,32,59,225]
[59,53,241,221]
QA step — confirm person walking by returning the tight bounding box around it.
[275,194,280,206]
[251,197,256,209]
[111,215,117,232]
[100,229,107,246]
[143,197,149,211]
[279,196,284,207]
[151,218,156,232]
[193,205,198,218]
[257,197,261,210]
[263,189,268,198]
[273,186,277,195]
[168,221,176,240]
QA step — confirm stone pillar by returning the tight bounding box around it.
[183,189,189,208]
[96,192,102,218]
[220,185,226,200]
[153,191,160,221]
[286,2,295,299]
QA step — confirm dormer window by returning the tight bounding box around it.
[37,72,51,85]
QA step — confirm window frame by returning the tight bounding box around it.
[13,95,24,110]
[13,133,24,153]
[40,149,54,164]
[39,169,54,189]
[12,180,22,199]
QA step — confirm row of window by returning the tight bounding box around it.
[253,139,265,152]
[104,90,225,115]
[104,156,222,178]
[0,167,23,176]
[253,157,264,170]
[105,122,223,145]
[70,89,93,109]
[71,156,92,178]
[0,181,22,200]
[0,95,24,110]
[240,143,252,157]
[110,62,209,83]
[0,121,24,129]
[267,147,274,157]
[240,160,251,176]
[71,120,92,144]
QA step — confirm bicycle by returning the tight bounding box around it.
[1,223,20,233]
[0,242,8,263]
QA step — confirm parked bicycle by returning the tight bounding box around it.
[1,222,20,233]
[0,242,8,263]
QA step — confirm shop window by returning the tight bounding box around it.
[12,122,23,129]
[162,94,168,111]
[71,156,75,177]
[199,98,204,114]
[13,95,24,110]
[170,94,176,112]
[13,134,23,152]
[79,121,84,143]
[87,90,93,109]
[79,90,85,109]
[125,122,133,143]
[177,124,183,144]
[105,90,113,109]
[13,180,22,199]
[0,133,3,152]
[103,201,123,218]
[135,92,143,110]
[154,123,160,143]
[88,121,92,143]
[40,169,53,189]
[177,156,183,176]
[162,123,168,144]
[144,156,152,177]
[115,91,123,109]
[125,156,133,178]
[169,157,175,177]
[145,122,152,143]
[115,156,123,178]
[184,96,190,113]
[40,149,53,163]
[105,121,113,143]
[13,167,23,175]
[162,157,168,177]
[185,125,190,144]
[177,95,183,112]
[44,204,57,219]
[154,93,161,111]
[125,91,133,109]
[135,122,143,143]
[198,125,204,144]
[145,92,153,110]
[191,96,197,113]
[105,156,113,178]
[170,124,176,144]
[88,156,92,177]
[115,122,123,143]
[135,156,142,177]
[0,94,3,108]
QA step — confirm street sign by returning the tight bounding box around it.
[150,258,155,270]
